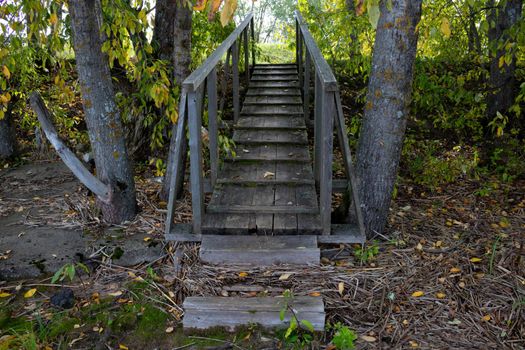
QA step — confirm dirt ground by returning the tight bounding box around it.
[0,159,524,349]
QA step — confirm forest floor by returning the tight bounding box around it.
[0,156,524,349]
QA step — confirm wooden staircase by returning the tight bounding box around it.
[164,11,367,332]
[203,64,322,235]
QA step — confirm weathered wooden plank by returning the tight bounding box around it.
[246,88,301,96]
[199,236,320,265]
[304,51,311,122]
[275,162,314,182]
[207,68,218,187]
[249,81,299,88]
[207,205,318,214]
[273,185,298,234]
[252,69,298,75]
[317,224,365,244]
[319,89,334,235]
[183,296,324,330]
[241,104,303,115]
[252,184,274,234]
[233,129,308,144]
[232,41,240,122]
[236,116,305,129]
[243,95,302,105]
[243,28,249,87]
[188,90,204,234]
[217,178,315,186]
[251,75,299,81]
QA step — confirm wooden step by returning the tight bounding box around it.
[251,75,298,81]
[244,95,302,105]
[254,64,297,69]
[230,144,311,160]
[233,129,308,144]
[183,296,325,331]
[236,116,306,129]
[241,104,303,115]
[217,161,314,182]
[246,88,301,96]
[252,69,298,75]
[249,81,299,88]
[199,235,320,265]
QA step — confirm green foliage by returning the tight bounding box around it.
[329,322,357,350]
[354,241,379,263]
[51,262,89,284]
[278,290,315,349]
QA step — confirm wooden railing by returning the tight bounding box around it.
[294,10,365,236]
[165,13,255,235]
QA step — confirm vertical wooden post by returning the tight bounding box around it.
[243,29,250,88]
[319,89,334,235]
[298,30,303,93]
[165,91,187,235]
[232,41,240,122]
[208,68,218,187]
[303,51,311,122]
[187,90,204,234]
[250,18,255,67]
[313,72,321,184]
[295,19,299,64]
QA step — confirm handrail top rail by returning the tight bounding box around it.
[183,13,253,91]
[294,10,338,92]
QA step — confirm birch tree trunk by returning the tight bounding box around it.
[355,0,422,236]
[69,0,137,223]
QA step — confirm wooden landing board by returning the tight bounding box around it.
[217,162,314,182]
[244,95,302,105]
[245,88,301,96]
[233,129,308,144]
[229,144,310,161]
[241,104,303,115]
[200,235,319,265]
[183,296,325,331]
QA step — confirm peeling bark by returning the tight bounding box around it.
[69,0,136,223]
[355,0,422,236]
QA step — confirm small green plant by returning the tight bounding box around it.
[279,290,315,349]
[329,322,357,350]
[354,241,379,263]
[51,262,89,284]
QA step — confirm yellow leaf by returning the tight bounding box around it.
[0,292,11,298]
[338,282,344,296]
[24,288,37,298]
[49,12,58,25]
[482,314,491,321]
[193,0,207,11]
[0,110,4,120]
[143,236,152,242]
[309,292,321,297]
[411,291,424,297]
[238,271,248,278]
[470,257,482,263]
[220,0,237,27]
[450,267,461,273]
[210,0,222,15]
[119,344,129,350]
[498,56,505,68]
[499,220,510,228]
[360,335,377,342]
[2,65,10,79]
[436,292,446,299]
[440,18,451,39]
[169,109,178,124]
[279,273,291,280]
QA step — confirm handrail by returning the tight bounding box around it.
[183,13,253,91]
[294,11,338,91]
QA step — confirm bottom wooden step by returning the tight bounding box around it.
[200,235,320,265]
[183,296,325,331]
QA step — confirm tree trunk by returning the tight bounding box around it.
[0,102,17,159]
[152,0,176,61]
[69,0,136,223]
[355,0,422,236]
[486,0,522,121]
[468,5,482,55]
[161,1,192,200]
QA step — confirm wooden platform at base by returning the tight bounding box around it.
[165,223,366,245]
[183,296,325,331]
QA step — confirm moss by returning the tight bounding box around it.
[135,304,168,340]
[47,316,79,338]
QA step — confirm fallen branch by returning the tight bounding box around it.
[29,92,110,202]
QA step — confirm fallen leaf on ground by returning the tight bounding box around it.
[279,273,291,280]
[0,292,11,298]
[338,282,344,295]
[309,292,321,297]
[360,335,376,342]
[24,288,37,298]
[482,315,491,321]
[263,171,275,179]
[450,267,461,273]
[436,292,446,299]
[470,257,482,263]
[411,291,424,297]
[238,272,248,278]
[165,326,174,333]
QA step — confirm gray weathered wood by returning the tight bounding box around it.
[303,51,311,122]
[250,17,255,67]
[319,88,334,235]
[243,28,250,87]
[183,13,253,91]
[232,40,240,122]
[188,90,204,234]
[208,68,218,187]
[183,296,324,331]
[165,91,188,234]
[207,205,318,214]
[317,224,365,244]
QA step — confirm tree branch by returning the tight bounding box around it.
[29,92,111,202]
